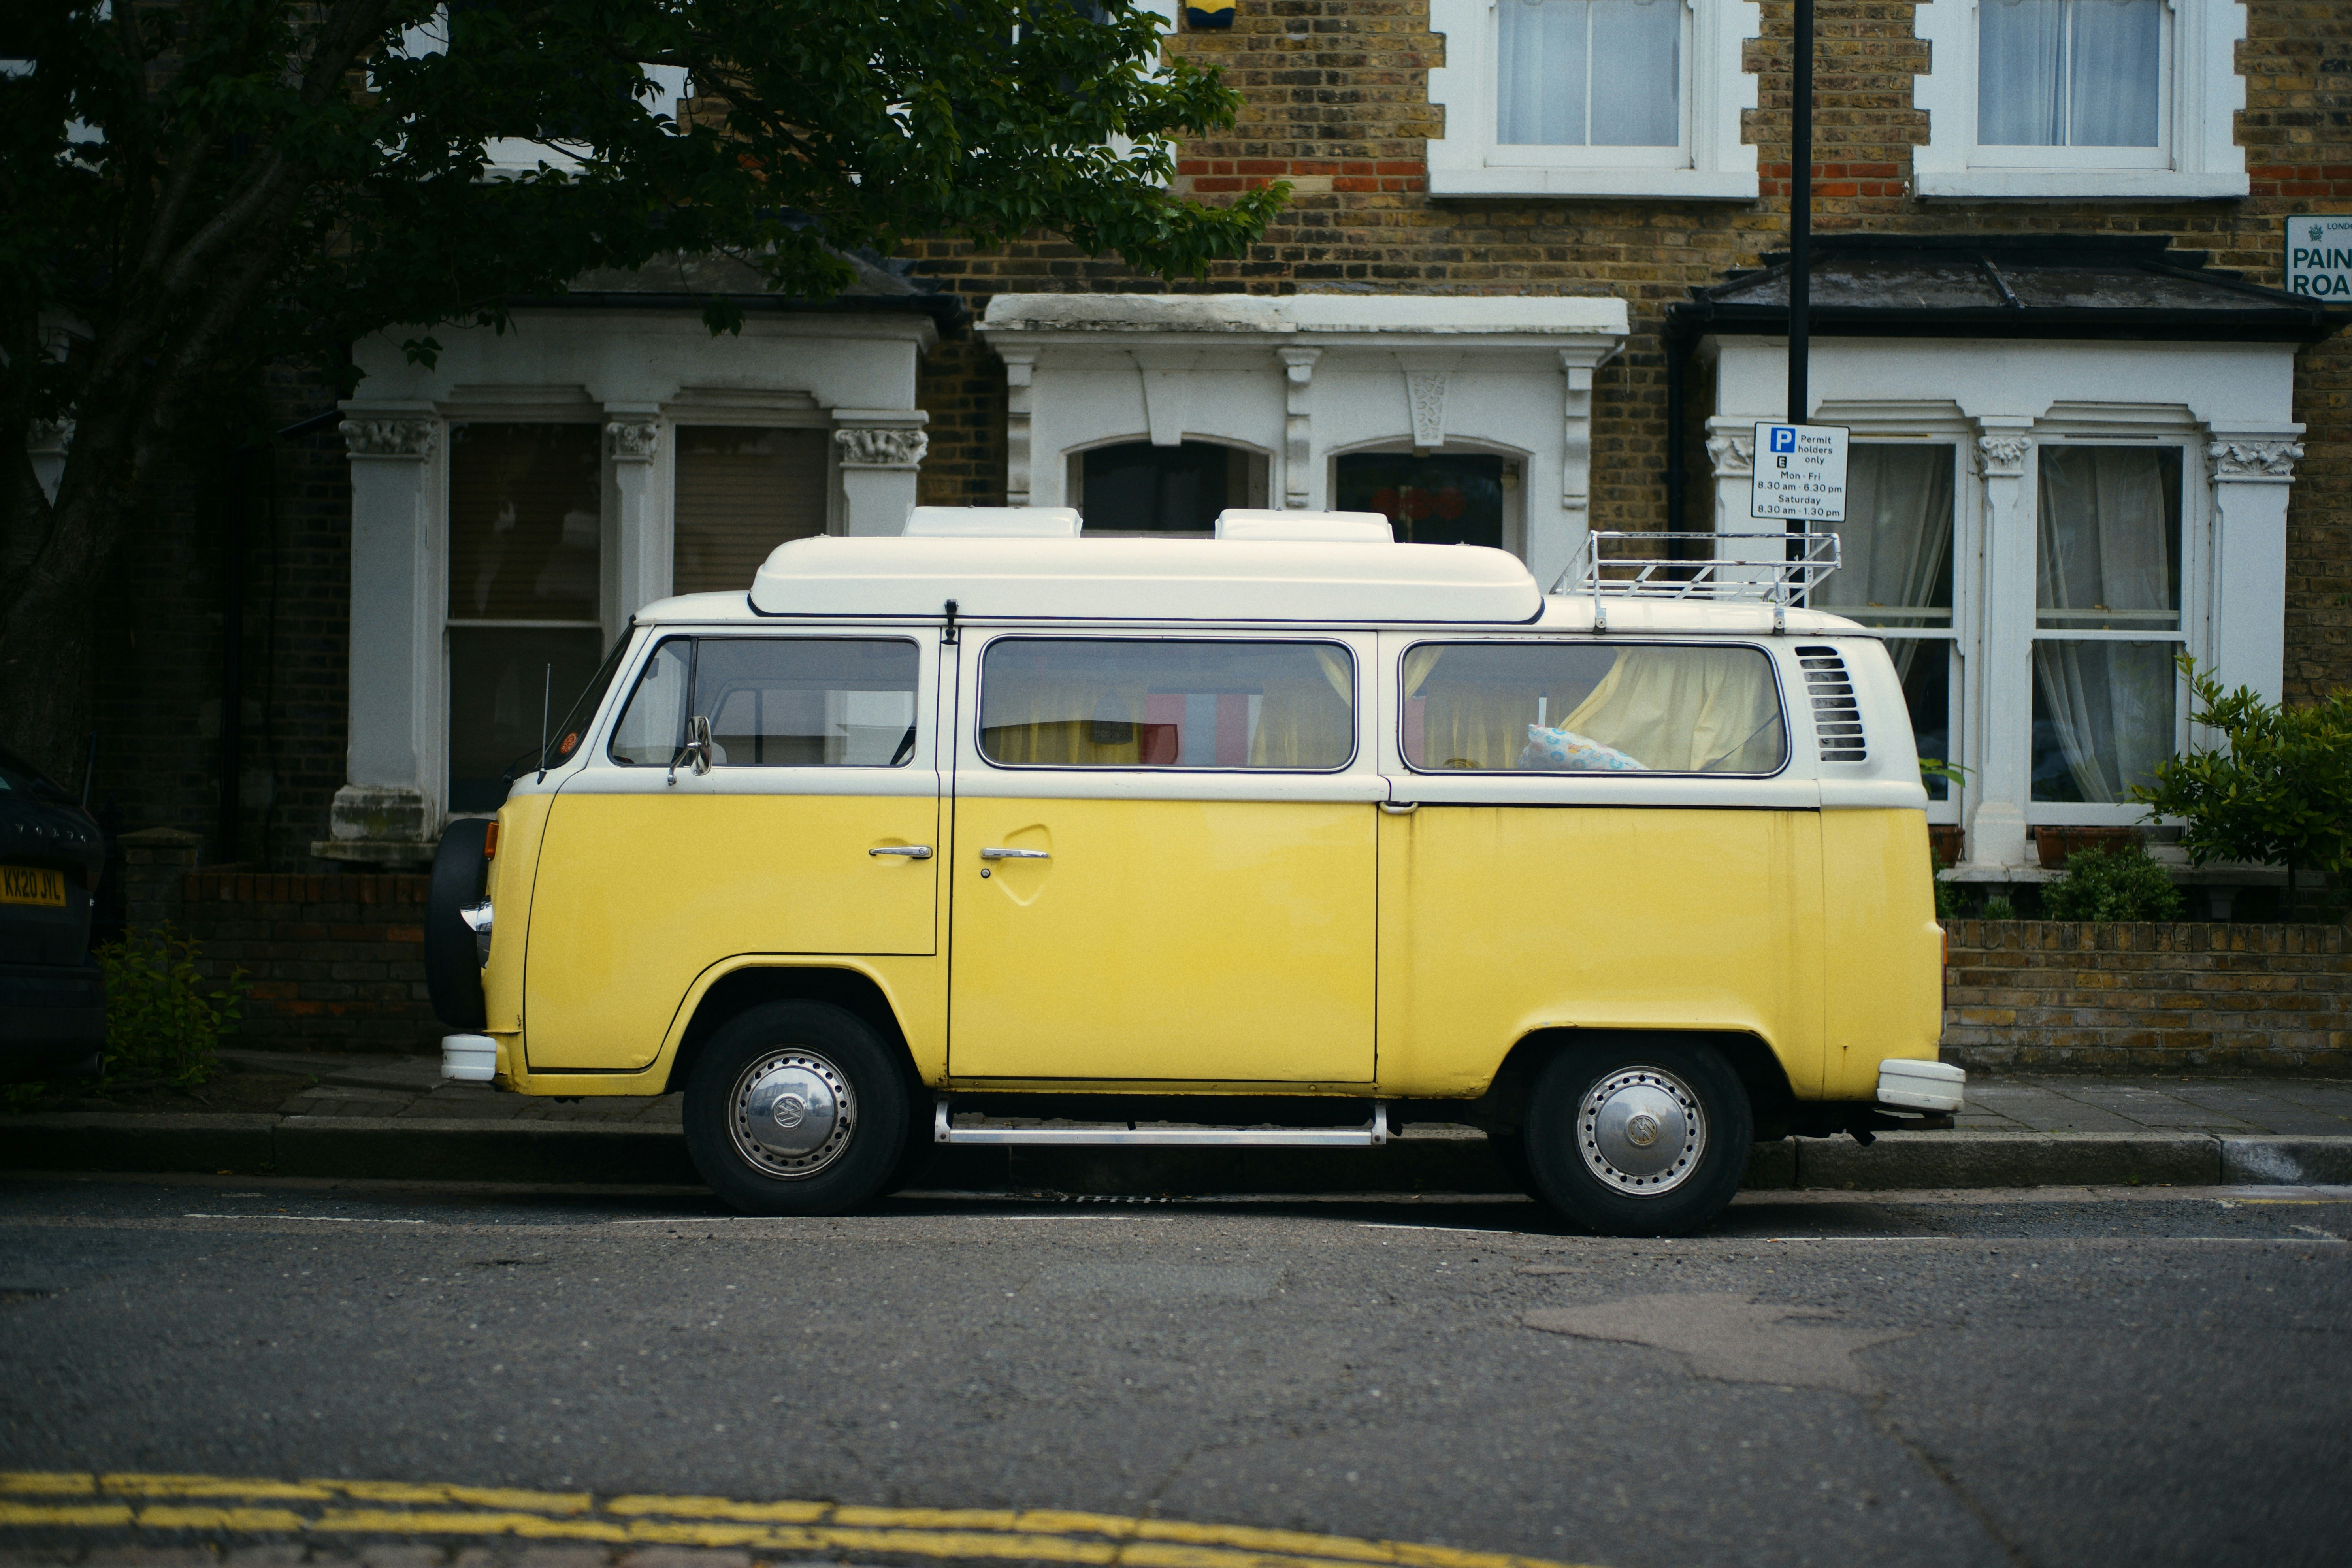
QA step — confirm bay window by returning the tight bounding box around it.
[2028,445,2182,804]
[445,423,608,811]
[1810,445,1960,807]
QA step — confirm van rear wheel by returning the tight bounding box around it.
[1522,1041,1751,1238]
[684,1002,908,1216]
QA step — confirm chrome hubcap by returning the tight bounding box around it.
[729,1050,856,1179]
[1578,1067,1705,1196]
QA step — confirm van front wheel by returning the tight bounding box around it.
[1523,1042,1751,1238]
[684,1002,908,1216]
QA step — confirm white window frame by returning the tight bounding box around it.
[1912,0,2248,200]
[1427,0,1760,200]
[2017,415,2206,828]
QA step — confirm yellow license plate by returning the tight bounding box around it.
[0,865,68,908]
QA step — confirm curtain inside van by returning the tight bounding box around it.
[1404,643,1785,774]
[979,640,1354,769]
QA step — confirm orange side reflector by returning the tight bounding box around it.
[483,823,499,861]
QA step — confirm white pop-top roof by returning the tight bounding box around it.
[744,535,1546,624]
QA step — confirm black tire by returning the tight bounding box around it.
[425,819,492,1029]
[683,1002,910,1216]
[1522,1040,1752,1238]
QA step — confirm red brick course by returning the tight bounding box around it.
[1941,920,2352,1076]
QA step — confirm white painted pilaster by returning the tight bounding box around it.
[606,415,663,623]
[1278,348,1322,508]
[2204,433,2302,704]
[1002,352,1037,506]
[835,410,930,536]
[1965,424,2036,874]
[321,415,441,862]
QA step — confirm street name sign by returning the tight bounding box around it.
[1750,422,1849,523]
[2286,215,2352,301]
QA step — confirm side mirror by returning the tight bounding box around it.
[667,715,715,784]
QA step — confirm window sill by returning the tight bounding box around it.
[1914,169,2249,201]
[1428,166,1759,202]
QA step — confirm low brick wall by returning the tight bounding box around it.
[113,830,2352,1070]
[1943,920,2351,1075]
[119,828,437,1054]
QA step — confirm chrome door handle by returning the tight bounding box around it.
[869,845,933,859]
[1380,801,1421,816]
[979,847,1050,860]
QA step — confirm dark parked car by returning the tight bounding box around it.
[0,742,107,1080]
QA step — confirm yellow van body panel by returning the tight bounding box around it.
[506,953,946,1095]
[948,797,1377,1082]
[1821,807,1945,1099]
[1374,805,1827,1098]
[480,791,554,1044]
[523,791,938,1072]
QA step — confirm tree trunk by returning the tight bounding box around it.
[0,534,100,789]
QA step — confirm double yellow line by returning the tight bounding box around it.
[0,1472,1594,1568]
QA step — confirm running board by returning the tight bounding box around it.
[933,1098,1388,1148]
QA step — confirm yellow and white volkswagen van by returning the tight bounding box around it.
[426,509,1960,1236]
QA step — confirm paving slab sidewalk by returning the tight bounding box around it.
[4,1048,2348,1192]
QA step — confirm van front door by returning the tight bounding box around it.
[525,633,940,1072]
[947,634,1379,1084]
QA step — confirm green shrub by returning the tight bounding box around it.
[2131,655,2352,918]
[1932,858,1965,920]
[1979,895,2018,921]
[2042,845,2185,923]
[97,925,247,1088]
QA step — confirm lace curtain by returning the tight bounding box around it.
[1811,445,1955,679]
[1497,0,1680,147]
[2031,447,2179,802]
[1979,0,2160,148]
[1404,645,1785,774]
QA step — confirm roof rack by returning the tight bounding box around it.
[1554,530,1842,634]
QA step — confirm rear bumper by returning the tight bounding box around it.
[1878,1059,1966,1114]
[0,959,107,1079]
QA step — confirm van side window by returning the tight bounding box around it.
[979,639,1355,770]
[608,637,920,767]
[1402,642,1787,775]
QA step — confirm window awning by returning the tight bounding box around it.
[1671,235,2339,344]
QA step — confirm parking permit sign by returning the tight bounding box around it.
[2286,215,2352,300]
[1750,422,1849,523]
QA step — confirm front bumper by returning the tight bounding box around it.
[442,1033,498,1083]
[1878,1059,1966,1114]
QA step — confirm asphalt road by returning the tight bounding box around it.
[1,1173,2347,1568]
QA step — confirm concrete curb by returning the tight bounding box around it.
[5,1113,2350,1192]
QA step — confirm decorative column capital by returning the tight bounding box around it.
[835,426,929,469]
[1704,433,1753,477]
[1973,435,2031,478]
[339,419,436,459]
[2206,439,2303,484]
[605,420,660,463]
[1278,346,1323,383]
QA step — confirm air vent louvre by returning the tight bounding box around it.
[1796,645,1866,762]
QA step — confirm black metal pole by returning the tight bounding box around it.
[219,447,247,860]
[1788,0,1813,427]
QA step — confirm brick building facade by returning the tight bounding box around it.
[75,0,2352,882]
[908,0,2350,708]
